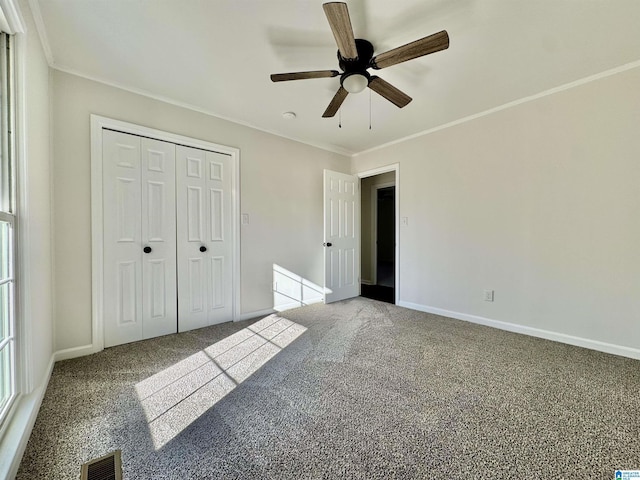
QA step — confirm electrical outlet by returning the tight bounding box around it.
[402,217,409,226]
[484,290,494,302]
[241,213,249,225]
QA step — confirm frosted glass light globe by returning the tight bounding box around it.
[342,74,368,93]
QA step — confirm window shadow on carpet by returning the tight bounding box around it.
[134,315,306,449]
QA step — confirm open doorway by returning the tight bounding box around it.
[360,171,396,304]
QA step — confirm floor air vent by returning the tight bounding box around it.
[80,450,122,480]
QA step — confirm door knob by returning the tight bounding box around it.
[143,246,152,254]
[200,245,207,252]
[323,242,332,247]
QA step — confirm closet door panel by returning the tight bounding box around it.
[176,146,209,331]
[188,257,206,313]
[210,256,225,309]
[103,130,143,347]
[141,137,177,339]
[205,151,233,324]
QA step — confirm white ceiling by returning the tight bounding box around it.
[33,0,640,155]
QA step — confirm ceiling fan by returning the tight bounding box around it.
[270,2,449,118]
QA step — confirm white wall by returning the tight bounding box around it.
[18,0,53,388]
[51,70,349,351]
[352,66,640,354]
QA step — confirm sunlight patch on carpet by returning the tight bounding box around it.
[135,315,307,449]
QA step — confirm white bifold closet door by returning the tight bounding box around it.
[102,130,235,347]
[103,130,177,347]
[176,145,233,331]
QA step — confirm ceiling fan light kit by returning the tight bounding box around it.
[341,72,369,94]
[270,2,450,118]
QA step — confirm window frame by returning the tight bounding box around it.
[0,30,17,434]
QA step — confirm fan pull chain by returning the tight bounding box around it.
[369,88,372,130]
[339,108,342,128]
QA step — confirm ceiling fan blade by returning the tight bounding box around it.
[370,30,449,69]
[322,2,358,60]
[270,70,340,82]
[322,86,349,117]
[368,76,412,108]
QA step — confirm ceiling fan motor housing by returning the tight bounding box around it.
[338,38,374,76]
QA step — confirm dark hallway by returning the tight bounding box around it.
[361,185,395,304]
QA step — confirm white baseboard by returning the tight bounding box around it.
[398,301,640,361]
[274,302,301,312]
[1,354,54,479]
[304,298,324,306]
[274,297,324,313]
[236,308,276,322]
[360,279,373,286]
[54,343,97,362]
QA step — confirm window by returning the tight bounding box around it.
[0,31,16,428]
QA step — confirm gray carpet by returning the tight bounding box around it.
[17,298,640,479]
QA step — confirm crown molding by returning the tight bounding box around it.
[0,0,25,33]
[26,0,53,64]
[52,64,354,158]
[353,59,640,157]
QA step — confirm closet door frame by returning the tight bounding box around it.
[90,115,240,354]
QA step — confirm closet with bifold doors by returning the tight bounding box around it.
[101,129,233,348]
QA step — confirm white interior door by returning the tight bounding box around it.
[324,169,360,303]
[176,145,234,331]
[103,130,178,347]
